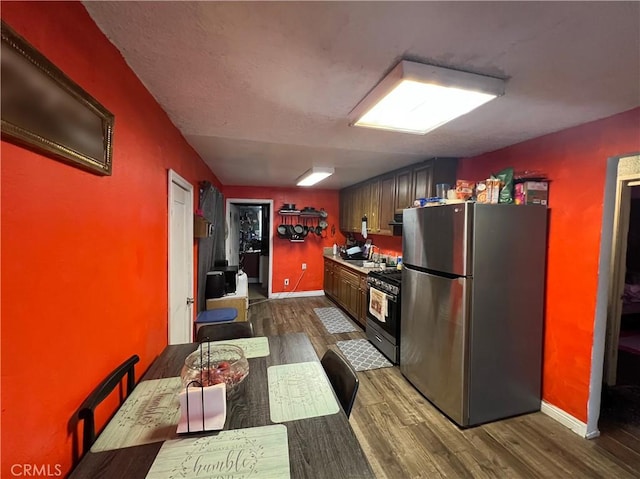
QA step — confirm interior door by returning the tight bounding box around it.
[168,170,193,345]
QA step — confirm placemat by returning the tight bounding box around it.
[199,336,270,358]
[313,307,358,334]
[91,377,182,452]
[145,425,290,479]
[336,339,393,371]
[268,362,339,422]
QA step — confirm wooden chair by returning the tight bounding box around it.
[321,349,359,417]
[78,355,139,455]
[196,321,254,342]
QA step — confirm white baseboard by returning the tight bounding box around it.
[270,290,325,299]
[540,401,595,438]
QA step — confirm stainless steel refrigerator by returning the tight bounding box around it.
[400,203,547,427]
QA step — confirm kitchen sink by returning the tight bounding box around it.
[342,259,378,268]
[342,259,365,266]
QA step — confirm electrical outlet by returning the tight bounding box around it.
[284,278,289,286]
[302,263,307,270]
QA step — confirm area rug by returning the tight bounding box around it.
[313,307,358,334]
[618,334,640,355]
[336,339,393,372]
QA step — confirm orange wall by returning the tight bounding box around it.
[458,107,640,422]
[223,186,346,293]
[1,2,220,476]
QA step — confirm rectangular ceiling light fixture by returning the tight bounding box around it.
[348,60,505,135]
[296,166,335,186]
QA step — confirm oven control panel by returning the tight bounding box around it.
[367,277,399,296]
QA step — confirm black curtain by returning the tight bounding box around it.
[197,182,225,312]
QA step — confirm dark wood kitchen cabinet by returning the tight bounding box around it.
[323,257,367,329]
[412,162,434,200]
[339,157,458,236]
[394,168,413,211]
[338,267,360,321]
[412,158,458,202]
[358,274,368,326]
[323,259,337,299]
[377,175,395,235]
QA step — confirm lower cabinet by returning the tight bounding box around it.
[323,257,367,329]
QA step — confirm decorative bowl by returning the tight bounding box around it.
[181,344,249,393]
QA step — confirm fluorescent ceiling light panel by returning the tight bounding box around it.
[348,61,505,135]
[296,166,334,186]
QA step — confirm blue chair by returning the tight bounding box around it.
[194,308,239,339]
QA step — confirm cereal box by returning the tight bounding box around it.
[514,181,549,206]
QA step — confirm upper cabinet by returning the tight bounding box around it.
[339,158,458,236]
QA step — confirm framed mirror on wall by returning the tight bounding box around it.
[1,20,114,175]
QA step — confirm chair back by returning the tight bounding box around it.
[78,355,139,455]
[197,321,254,342]
[321,349,359,417]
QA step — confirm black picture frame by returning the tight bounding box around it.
[1,21,114,175]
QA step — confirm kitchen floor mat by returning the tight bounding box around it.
[336,339,393,372]
[313,307,359,334]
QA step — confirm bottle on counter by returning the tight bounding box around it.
[332,243,338,256]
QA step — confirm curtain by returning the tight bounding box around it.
[197,182,225,312]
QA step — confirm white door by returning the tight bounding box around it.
[168,170,194,345]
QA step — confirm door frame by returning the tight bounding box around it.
[226,198,273,298]
[168,169,194,344]
[604,163,640,385]
[586,153,639,437]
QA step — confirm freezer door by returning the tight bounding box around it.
[400,266,470,425]
[402,204,471,276]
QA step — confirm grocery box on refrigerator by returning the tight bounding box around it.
[514,181,549,206]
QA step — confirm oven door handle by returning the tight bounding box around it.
[368,285,397,303]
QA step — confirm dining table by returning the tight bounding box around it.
[69,332,375,479]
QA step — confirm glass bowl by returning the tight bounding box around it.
[181,344,249,393]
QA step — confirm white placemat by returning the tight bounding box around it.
[145,425,290,479]
[199,336,270,358]
[268,362,339,422]
[91,377,182,452]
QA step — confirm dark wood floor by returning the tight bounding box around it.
[249,295,640,479]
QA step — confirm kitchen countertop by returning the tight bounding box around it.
[323,253,387,274]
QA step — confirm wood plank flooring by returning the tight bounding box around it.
[249,295,640,478]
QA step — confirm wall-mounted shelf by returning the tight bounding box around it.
[277,207,329,242]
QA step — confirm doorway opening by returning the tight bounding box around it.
[226,199,273,302]
[589,154,640,439]
[601,179,640,427]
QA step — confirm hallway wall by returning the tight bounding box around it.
[1,3,220,476]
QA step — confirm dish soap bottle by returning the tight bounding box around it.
[333,243,338,256]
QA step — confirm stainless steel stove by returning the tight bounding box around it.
[366,268,402,364]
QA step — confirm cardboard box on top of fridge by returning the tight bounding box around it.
[514,181,549,206]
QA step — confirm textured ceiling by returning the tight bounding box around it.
[84,1,640,189]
